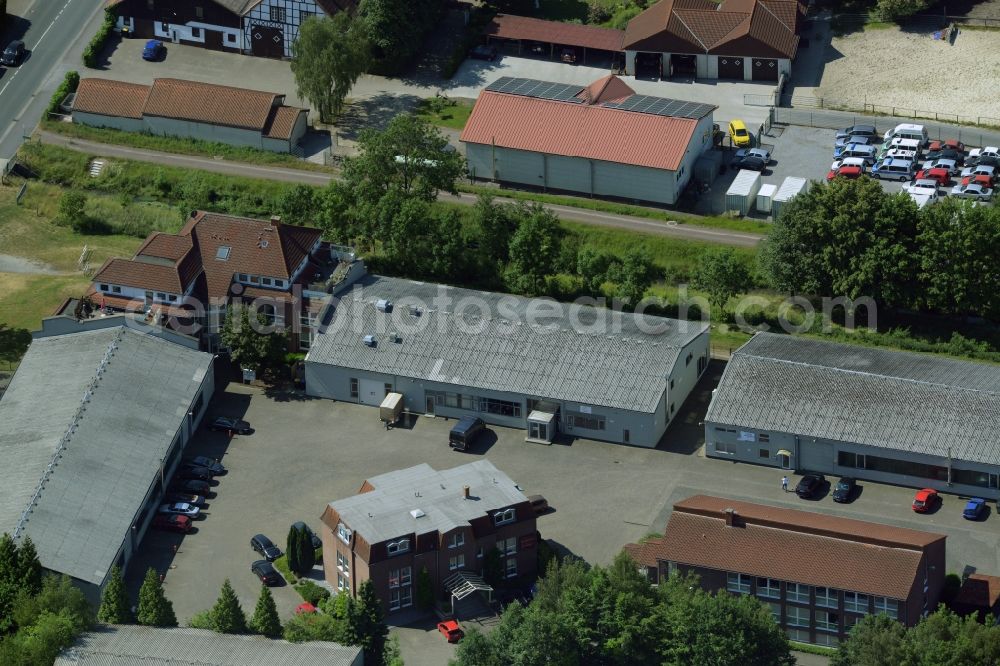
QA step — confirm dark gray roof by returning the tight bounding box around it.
[307,275,708,413]
[56,626,362,666]
[706,333,1000,464]
[0,327,213,585]
[330,461,527,543]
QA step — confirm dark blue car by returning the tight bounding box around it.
[142,39,164,61]
[963,498,986,520]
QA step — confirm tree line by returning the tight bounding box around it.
[759,177,1000,322]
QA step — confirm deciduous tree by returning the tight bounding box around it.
[504,204,562,296]
[220,306,286,374]
[694,247,753,313]
[0,324,31,364]
[290,14,369,123]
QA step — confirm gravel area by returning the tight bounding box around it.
[817,28,1000,121]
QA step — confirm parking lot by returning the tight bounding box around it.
[124,360,1000,665]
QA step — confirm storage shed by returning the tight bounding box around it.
[756,183,777,214]
[725,169,761,216]
[772,176,808,220]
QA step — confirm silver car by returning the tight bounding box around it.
[949,182,994,201]
[158,502,200,518]
[919,158,958,175]
[734,147,772,163]
[960,164,996,180]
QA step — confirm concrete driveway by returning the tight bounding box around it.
[124,360,1000,665]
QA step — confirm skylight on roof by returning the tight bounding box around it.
[216,246,231,260]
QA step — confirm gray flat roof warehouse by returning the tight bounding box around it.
[705,332,1000,498]
[306,273,710,447]
[0,318,215,600]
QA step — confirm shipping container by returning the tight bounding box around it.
[725,169,762,216]
[756,183,777,214]
[772,177,808,221]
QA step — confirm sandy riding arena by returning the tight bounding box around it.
[815,27,1000,122]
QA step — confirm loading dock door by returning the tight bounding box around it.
[717,56,744,80]
[752,58,779,81]
[359,379,384,406]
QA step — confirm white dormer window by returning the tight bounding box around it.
[387,539,410,556]
[337,523,352,545]
[493,508,516,527]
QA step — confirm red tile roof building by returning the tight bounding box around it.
[952,574,1000,622]
[89,211,332,352]
[460,75,715,205]
[624,495,946,646]
[72,78,308,152]
[622,0,804,80]
[486,14,626,54]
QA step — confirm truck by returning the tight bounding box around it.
[380,392,404,429]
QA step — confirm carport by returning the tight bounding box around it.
[485,14,625,68]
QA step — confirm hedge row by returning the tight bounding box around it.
[82,8,116,68]
[45,70,80,117]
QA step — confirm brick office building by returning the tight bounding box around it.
[320,461,538,614]
[624,495,946,646]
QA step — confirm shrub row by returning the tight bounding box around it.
[82,8,116,68]
[45,71,80,117]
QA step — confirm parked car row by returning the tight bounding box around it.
[831,124,996,203]
[250,521,322,587]
[151,450,229,534]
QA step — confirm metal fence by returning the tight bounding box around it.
[772,107,1000,147]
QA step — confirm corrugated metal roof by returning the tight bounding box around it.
[0,328,213,585]
[705,333,1000,465]
[330,461,527,544]
[460,88,701,171]
[307,275,708,413]
[56,626,361,665]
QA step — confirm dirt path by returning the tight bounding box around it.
[0,253,60,274]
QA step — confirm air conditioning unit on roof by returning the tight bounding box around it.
[363,334,376,347]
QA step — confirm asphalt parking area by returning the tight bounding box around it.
[127,363,1000,664]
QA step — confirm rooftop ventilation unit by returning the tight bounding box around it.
[389,332,402,343]
[376,299,392,313]
[410,509,426,519]
[409,305,422,317]
[363,334,377,347]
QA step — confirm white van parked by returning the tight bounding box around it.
[883,123,928,145]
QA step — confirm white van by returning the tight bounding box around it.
[883,123,928,145]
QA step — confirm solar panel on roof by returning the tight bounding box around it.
[485,77,585,104]
[601,93,714,120]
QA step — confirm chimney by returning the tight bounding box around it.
[724,508,737,526]
[270,215,281,226]
[463,485,470,499]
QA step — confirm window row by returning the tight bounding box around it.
[236,273,287,289]
[726,574,897,618]
[568,414,606,431]
[425,391,522,418]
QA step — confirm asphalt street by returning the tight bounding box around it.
[0,0,105,162]
[36,129,765,247]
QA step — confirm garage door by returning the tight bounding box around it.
[250,24,284,58]
[752,58,779,81]
[717,56,744,80]
[359,379,385,406]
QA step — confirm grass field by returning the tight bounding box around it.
[41,121,334,173]
[0,273,91,331]
[416,98,475,130]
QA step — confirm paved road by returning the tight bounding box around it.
[36,130,765,247]
[0,0,106,161]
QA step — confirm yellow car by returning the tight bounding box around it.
[728,119,751,148]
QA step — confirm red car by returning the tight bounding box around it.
[295,602,317,615]
[915,168,950,186]
[437,619,464,643]
[152,514,192,533]
[912,488,939,513]
[928,139,965,153]
[826,165,864,181]
[962,174,993,187]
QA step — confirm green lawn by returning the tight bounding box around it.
[0,273,91,331]
[416,98,475,130]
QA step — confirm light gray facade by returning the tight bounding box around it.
[71,112,145,133]
[0,317,214,602]
[464,114,713,206]
[142,114,305,152]
[705,332,1000,499]
[305,275,710,447]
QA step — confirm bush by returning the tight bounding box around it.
[45,71,80,117]
[187,610,214,629]
[83,8,117,68]
[273,555,297,584]
[942,573,962,603]
[875,0,929,21]
[295,580,331,606]
[608,5,643,29]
